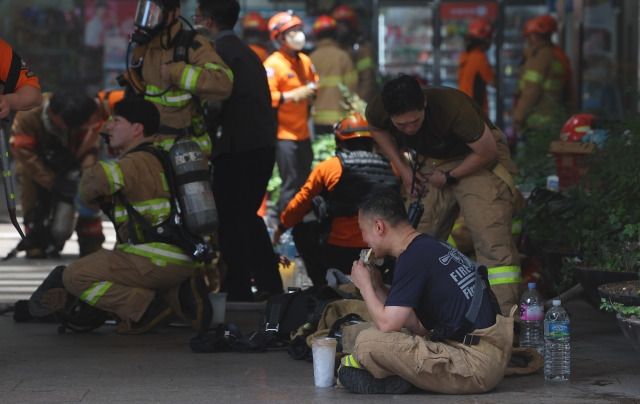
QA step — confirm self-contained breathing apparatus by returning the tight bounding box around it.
[108,139,218,263]
[117,0,221,137]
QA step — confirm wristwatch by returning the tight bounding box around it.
[445,171,458,186]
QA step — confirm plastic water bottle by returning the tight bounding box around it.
[519,282,544,353]
[544,299,570,381]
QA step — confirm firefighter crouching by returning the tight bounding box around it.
[28,97,213,334]
[10,91,105,258]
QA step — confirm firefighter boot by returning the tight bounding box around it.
[117,297,175,334]
[29,265,72,317]
[179,275,213,331]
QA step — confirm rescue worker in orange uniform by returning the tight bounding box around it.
[331,5,378,103]
[273,113,399,286]
[309,15,358,135]
[513,15,574,136]
[241,11,271,62]
[10,91,105,258]
[264,10,319,228]
[0,38,42,119]
[458,18,495,115]
[119,0,233,157]
[29,97,212,334]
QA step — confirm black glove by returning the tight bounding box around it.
[52,175,79,201]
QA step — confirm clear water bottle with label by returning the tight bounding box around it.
[544,299,570,381]
[519,282,544,353]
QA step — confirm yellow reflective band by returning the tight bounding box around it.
[356,57,373,72]
[487,265,522,285]
[344,354,361,369]
[145,86,192,107]
[204,62,234,83]
[511,220,522,235]
[318,75,344,87]
[99,161,124,195]
[118,242,203,268]
[80,281,113,305]
[344,70,358,85]
[181,65,202,92]
[522,70,543,84]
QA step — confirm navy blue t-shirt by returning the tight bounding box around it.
[385,234,496,333]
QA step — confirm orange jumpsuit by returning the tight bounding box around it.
[0,38,40,93]
[458,47,495,115]
[264,50,319,141]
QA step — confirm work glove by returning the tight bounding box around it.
[284,85,315,102]
[53,174,79,201]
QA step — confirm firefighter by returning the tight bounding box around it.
[263,10,319,230]
[240,11,271,62]
[513,14,574,136]
[331,4,378,102]
[119,0,233,157]
[0,38,42,119]
[309,15,358,135]
[273,113,400,287]
[366,75,522,319]
[29,97,213,334]
[458,17,496,115]
[10,91,105,258]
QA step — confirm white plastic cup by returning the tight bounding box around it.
[311,337,337,387]
[209,292,227,325]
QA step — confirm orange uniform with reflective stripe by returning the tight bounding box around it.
[0,38,40,92]
[280,156,365,247]
[264,50,319,141]
[458,47,495,115]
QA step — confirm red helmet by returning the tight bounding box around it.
[523,15,557,36]
[334,113,371,141]
[468,18,493,39]
[331,5,358,30]
[313,15,337,36]
[268,11,303,41]
[242,11,268,33]
[560,113,596,142]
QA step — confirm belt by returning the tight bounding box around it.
[158,125,196,137]
[449,333,481,346]
[427,155,467,168]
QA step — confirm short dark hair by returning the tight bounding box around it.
[381,75,425,117]
[198,0,239,30]
[112,97,160,137]
[358,189,407,227]
[49,91,98,130]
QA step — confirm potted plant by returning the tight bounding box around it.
[516,104,640,304]
[599,296,640,353]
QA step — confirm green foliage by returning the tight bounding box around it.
[516,95,640,273]
[600,298,640,319]
[267,134,337,205]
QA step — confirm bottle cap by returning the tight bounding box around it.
[552,299,561,306]
[528,282,536,289]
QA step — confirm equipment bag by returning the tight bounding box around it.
[263,287,319,340]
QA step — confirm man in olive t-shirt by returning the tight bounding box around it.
[365,75,522,319]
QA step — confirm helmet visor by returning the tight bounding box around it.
[134,0,165,30]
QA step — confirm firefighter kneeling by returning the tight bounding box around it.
[28,97,214,334]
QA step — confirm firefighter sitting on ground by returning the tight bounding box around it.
[28,97,213,334]
[10,91,105,258]
[273,113,400,287]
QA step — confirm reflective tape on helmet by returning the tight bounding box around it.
[487,265,522,285]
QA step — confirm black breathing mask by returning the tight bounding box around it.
[131,0,168,45]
